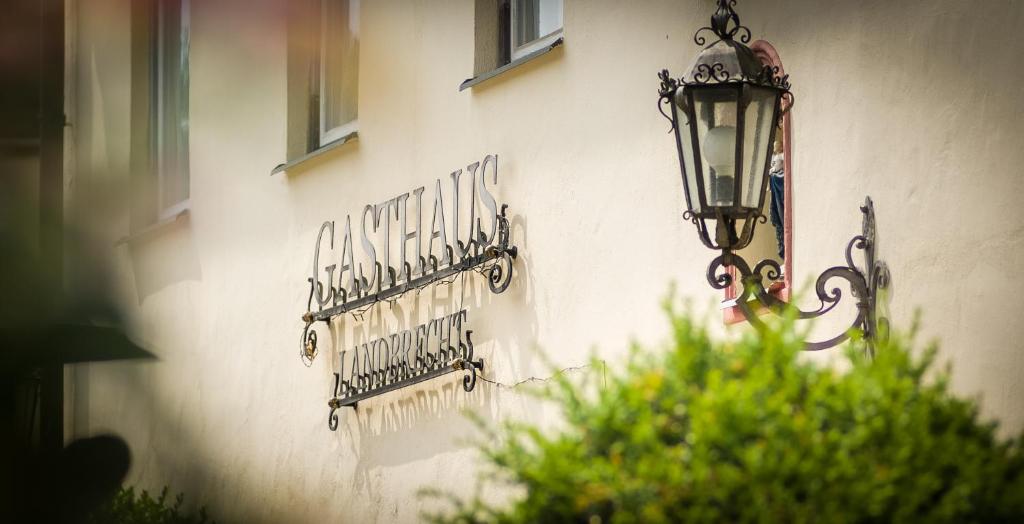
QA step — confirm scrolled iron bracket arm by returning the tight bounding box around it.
[485,204,518,294]
[328,397,342,431]
[707,197,891,354]
[299,280,326,367]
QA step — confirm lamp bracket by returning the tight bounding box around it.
[707,197,891,354]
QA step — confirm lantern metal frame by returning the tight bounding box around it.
[658,0,794,251]
[658,0,890,352]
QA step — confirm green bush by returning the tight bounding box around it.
[86,486,214,524]
[426,302,1024,523]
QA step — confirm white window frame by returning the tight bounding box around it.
[153,0,191,221]
[318,0,360,147]
[510,0,563,61]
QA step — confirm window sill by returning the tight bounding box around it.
[459,37,564,91]
[270,131,358,175]
[115,208,190,246]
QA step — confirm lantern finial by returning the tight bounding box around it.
[696,0,751,46]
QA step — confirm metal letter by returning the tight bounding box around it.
[349,345,362,389]
[398,190,423,282]
[477,155,499,246]
[376,198,399,289]
[363,340,376,389]
[376,336,390,385]
[452,164,479,259]
[389,333,404,380]
[312,221,335,308]
[453,309,468,358]
[337,350,347,393]
[435,313,451,362]
[449,169,467,260]
[414,323,427,370]
[400,329,413,373]
[339,350,352,395]
[359,204,378,294]
[339,215,357,299]
[464,162,478,254]
[427,179,451,267]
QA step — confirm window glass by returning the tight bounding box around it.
[154,0,190,218]
[742,86,777,209]
[693,87,739,208]
[674,94,701,214]
[511,0,562,59]
[320,0,359,145]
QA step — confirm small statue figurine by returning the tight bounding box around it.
[768,128,785,259]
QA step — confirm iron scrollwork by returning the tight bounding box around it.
[656,0,796,131]
[325,329,484,430]
[298,206,519,362]
[485,204,518,294]
[300,279,324,368]
[657,67,794,131]
[657,70,679,130]
[709,197,891,354]
[694,0,751,45]
[328,386,342,431]
[303,205,516,430]
[663,63,792,90]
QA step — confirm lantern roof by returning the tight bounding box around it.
[676,0,791,90]
[683,39,769,86]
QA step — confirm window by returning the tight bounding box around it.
[462,0,563,90]
[723,40,793,323]
[510,0,563,60]
[275,0,359,173]
[319,0,359,147]
[151,0,190,220]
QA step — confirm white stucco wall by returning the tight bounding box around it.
[68,0,1024,522]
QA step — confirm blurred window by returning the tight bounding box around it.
[319,0,359,147]
[151,0,190,220]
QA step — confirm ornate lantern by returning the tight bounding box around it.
[658,0,792,251]
[656,0,891,353]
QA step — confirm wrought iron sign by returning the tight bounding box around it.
[299,154,517,429]
[327,310,479,430]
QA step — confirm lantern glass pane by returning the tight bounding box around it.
[673,91,700,213]
[693,87,739,208]
[742,86,780,209]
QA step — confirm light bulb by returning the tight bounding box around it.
[704,126,736,167]
[703,126,736,206]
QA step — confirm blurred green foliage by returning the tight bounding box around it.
[426,300,1024,523]
[86,486,214,524]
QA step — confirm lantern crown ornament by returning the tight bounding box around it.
[656,0,891,354]
[658,0,793,251]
